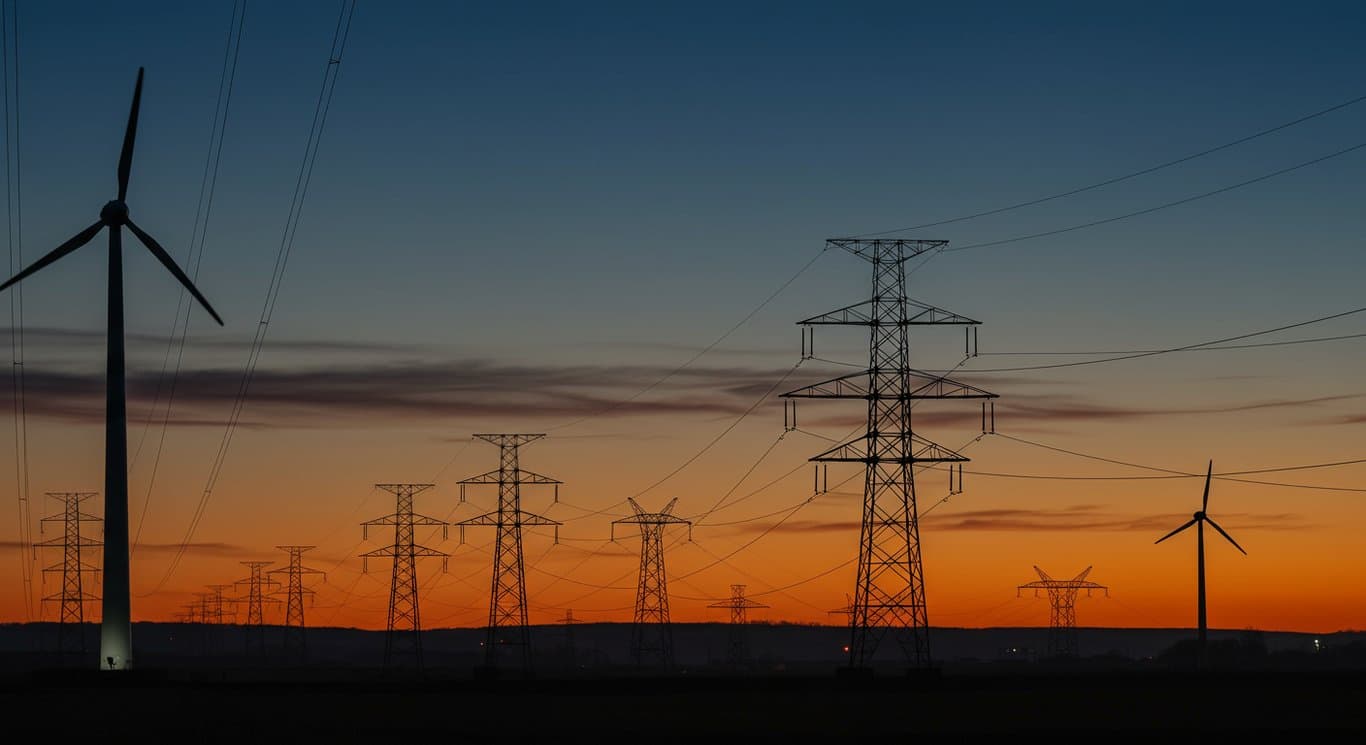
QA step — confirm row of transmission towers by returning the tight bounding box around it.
[168,546,323,662]
[354,434,711,677]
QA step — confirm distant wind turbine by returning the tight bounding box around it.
[1154,460,1246,670]
[0,67,223,671]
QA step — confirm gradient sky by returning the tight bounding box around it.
[3,1,1366,637]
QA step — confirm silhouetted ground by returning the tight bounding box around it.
[2,623,1364,740]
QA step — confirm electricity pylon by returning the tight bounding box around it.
[202,583,233,655]
[234,560,280,658]
[708,583,769,669]
[457,434,561,674]
[612,497,691,670]
[205,584,233,624]
[783,237,996,671]
[269,546,323,664]
[362,483,448,671]
[33,492,102,659]
[1016,565,1108,659]
[560,609,581,670]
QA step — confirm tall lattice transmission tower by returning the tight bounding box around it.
[269,545,324,663]
[234,560,280,657]
[708,583,769,669]
[612,497,691,670]
[783,238,997,672]
[457,434,561,674]
[33,492,102,658]
[362,483,448,670]
[1017,565,1108,659]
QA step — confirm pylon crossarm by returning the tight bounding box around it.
[783,369,997,400]
[809,433,969,463]
[517,512,561,527]
[827,237,948,263]
[410,512,448,528]
[799,299,880,326]
[457,468,559,487]
[457,512,500,526]
[472,433,545,448]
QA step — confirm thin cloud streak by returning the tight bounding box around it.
[718,507,1309,535]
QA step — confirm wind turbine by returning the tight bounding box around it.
[0,68,223,671]
[1154,460,1246,670]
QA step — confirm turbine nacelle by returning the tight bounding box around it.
[100,200,129,226]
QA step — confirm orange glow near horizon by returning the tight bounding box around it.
[6,396,1366,636]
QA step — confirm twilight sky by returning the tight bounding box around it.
[4,0,1366,635]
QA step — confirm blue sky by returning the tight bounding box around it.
[9,0,1365,364]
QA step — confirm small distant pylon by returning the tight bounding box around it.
[205,584,234,625]
[33,492,102,659]
[708,584,769,669]
[1017,565,1108,659]
[234,560,281,658]
[362,484,448,671]
[204,583,234,654]
[560,609,581,670]
[190,592,212,656]
[457,434,561,674]
[269,546,324,664]
[612,497,691,670]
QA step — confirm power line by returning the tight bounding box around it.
[859,90,1366,237]
[633,359,805,500]
[963,432,1366,492]
[946,301,1366,374]
[942,139,1366,252]
[1,0,31,621]
[977,330,1366,356]
[131,0,247,558]
[149,0,358,594]
[545,243,828,433]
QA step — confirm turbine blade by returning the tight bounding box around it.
[0,221,104,293]
[1155,518,1197,545]
[125,219,224,326]
[118,67,145,202]
[1202,460,1213,511]
[1204,517,1247,555]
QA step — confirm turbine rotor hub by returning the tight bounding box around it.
[1193,511,1204,520]
[100,200,129,225]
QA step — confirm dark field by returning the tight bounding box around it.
[3,623,1365,741]
[4,667,1366,741]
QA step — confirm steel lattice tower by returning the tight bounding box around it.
[783,238,997,671]
[234,560,280,657]
[612,497,691,669]
[205,584,233,625]
[560,609,580,669]
[1017,565,1108,659]
[33,492,102,658]
[268,546,323,663]
[708,583,769,668]
[362,483,448,670]
[457,434,561,673]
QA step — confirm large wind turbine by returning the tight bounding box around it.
[0,68,223,670]
[1154,460,1246,670]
